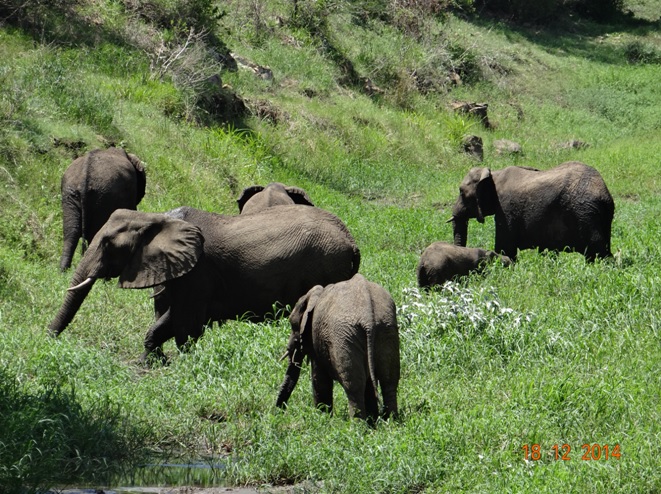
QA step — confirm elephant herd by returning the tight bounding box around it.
[49,147,615,422]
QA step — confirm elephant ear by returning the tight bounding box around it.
[236,185,265,212]
[475,167,494,224]
[118,217,204,289]
[285,186,314,207]
[300,285,323,337]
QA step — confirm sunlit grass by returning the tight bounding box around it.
[1,0,661,492]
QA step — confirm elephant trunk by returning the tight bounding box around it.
[276,355,303,409]
[453,218,468,247]
[48,270,96,337]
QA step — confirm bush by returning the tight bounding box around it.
[624,40,661,64]
[123,0,222,33]
[474,0,561,22]
[570,0,625,21]
[475,0,625,23]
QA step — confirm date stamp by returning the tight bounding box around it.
[522,443,621,461]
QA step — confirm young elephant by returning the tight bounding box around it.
[276,274,400,421]
[417,241,512,289]
[60,147,146,271]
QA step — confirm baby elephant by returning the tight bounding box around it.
[417,241,511,289]
[276,274,400,421]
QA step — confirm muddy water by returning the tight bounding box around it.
[50,489,259,494]
[47,462,316,494]
[47,461,255,494]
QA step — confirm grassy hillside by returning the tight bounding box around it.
[1,0,660,492]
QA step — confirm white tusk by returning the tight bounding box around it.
[67,277,94,291]
[150,286,166,298]
[445,216,455,224]
[279,350,290,362]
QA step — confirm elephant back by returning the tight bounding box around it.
[214,205,360,317]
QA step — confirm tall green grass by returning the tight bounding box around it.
[1,0,661,492]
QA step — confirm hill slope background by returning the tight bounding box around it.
[1,0,660,492]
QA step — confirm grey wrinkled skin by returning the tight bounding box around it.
[236,182,314,214]
[417,241,511,288]
[276,274,400,422]
[48,205,360,362]
[451,161,614,261]
[60,147,146,271]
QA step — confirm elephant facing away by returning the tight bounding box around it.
[60,147,146,271]
[48,205,361,361]
[236,182,314,214]
[276,274,400,422]
[450,161,614,261]
[417,241,511,289]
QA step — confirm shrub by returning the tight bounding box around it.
[624,40,661,64]
[123,0,222,33]
[474,0,561,22]
[570,0,625,21]
[474,0,626,23]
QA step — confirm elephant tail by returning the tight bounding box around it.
[365,324,380,409]
[363,285,379,410]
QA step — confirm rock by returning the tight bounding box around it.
[451,101,491,129]
[231,53,273,80]
[493,139,522,155]
[558,139,589,150]
[462,135,484,161]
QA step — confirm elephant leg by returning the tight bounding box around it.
[311,360,334,414]
[494,228,517,261]
[174,318,209,351]
[60,199,82,271]
[376,336,400,420]
[141,308,174,364]
[341,366,368,420]
[152,284,170,322]
[380,382,399,420]
[170,288,209,351]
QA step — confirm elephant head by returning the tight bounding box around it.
[450,167,498,247]
[275,285,324,409]
[49,209,204,337]
[237,182,314,214]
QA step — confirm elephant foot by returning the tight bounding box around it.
[139,347,168,368]
[47,328,62,338]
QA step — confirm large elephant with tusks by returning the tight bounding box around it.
[48,205,360,362]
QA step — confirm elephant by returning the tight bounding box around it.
[417,241,512,289]
[48,205,361,361]
[236,182,314,214]
[276,273,400,422]
[60,147,146,271]
[449,161,614,261]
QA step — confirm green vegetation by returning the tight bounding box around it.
[1,0,660,492]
